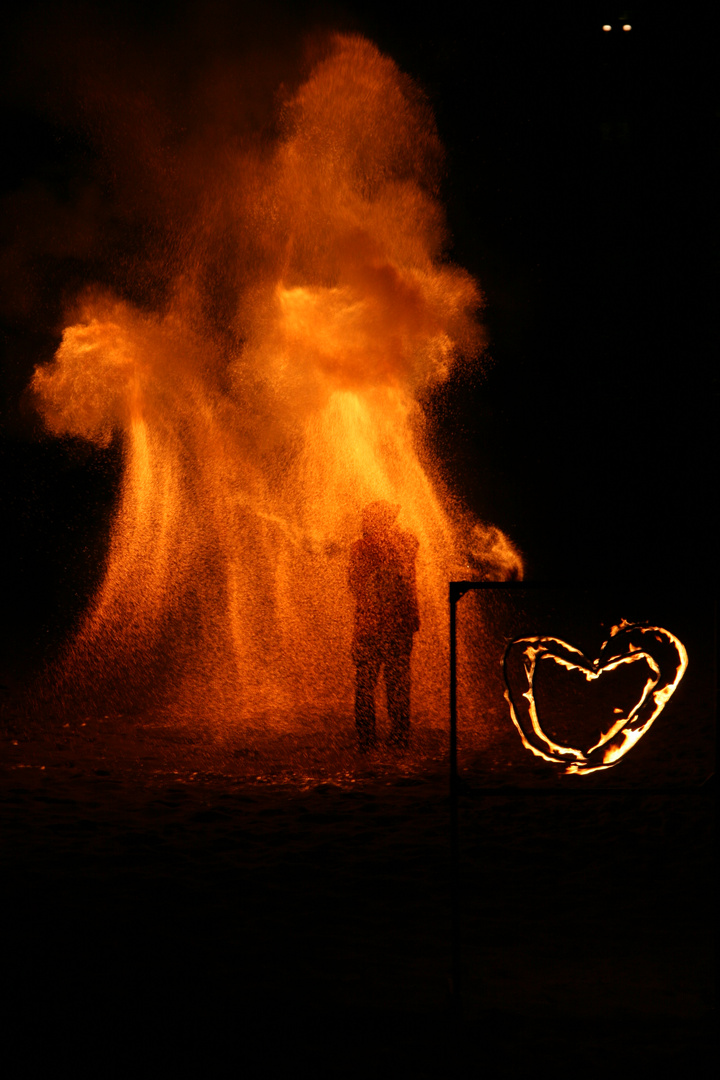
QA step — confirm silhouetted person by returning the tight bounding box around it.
[349,501,420,751]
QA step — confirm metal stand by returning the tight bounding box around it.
[448,579,710,1020]
[449,581,474,1012]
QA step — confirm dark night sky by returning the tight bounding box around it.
[1,1,715,672]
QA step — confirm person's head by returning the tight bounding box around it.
[362,500,400,538]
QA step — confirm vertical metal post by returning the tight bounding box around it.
[449,582,461,1011]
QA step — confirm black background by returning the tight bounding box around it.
[1,1,715,674]
[0,5,715,1073]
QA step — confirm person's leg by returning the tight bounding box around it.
[355,654,381,750]
[386,646,411,748]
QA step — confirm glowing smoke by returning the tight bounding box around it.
[31,34,522,729]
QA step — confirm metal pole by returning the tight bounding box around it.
[449,582,460,1011]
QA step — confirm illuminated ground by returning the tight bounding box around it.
[0,702,713,1076]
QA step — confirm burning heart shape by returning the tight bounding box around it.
[503,620,688,774]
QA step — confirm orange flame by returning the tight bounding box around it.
[504,622,688,773]
[31,35,522,731]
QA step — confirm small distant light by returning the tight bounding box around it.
[602,24,612,31]
[622,24,632,31]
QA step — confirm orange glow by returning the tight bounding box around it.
[602,25,612,31]
[31,35,522,733]
[622,24,632,31]
[504,622,687,774]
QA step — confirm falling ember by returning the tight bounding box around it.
[503,621,688,774]
[31,35,522,733]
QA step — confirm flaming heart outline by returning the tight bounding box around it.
[503,620,688,774]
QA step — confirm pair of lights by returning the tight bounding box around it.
[603,24,632,31]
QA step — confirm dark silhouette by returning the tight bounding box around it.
[349,501,420,751]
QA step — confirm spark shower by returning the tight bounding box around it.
[31,34,522,730]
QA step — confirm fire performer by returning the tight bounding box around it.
[349,501,420,751]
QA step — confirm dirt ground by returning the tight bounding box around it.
[0,694,714,1078]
